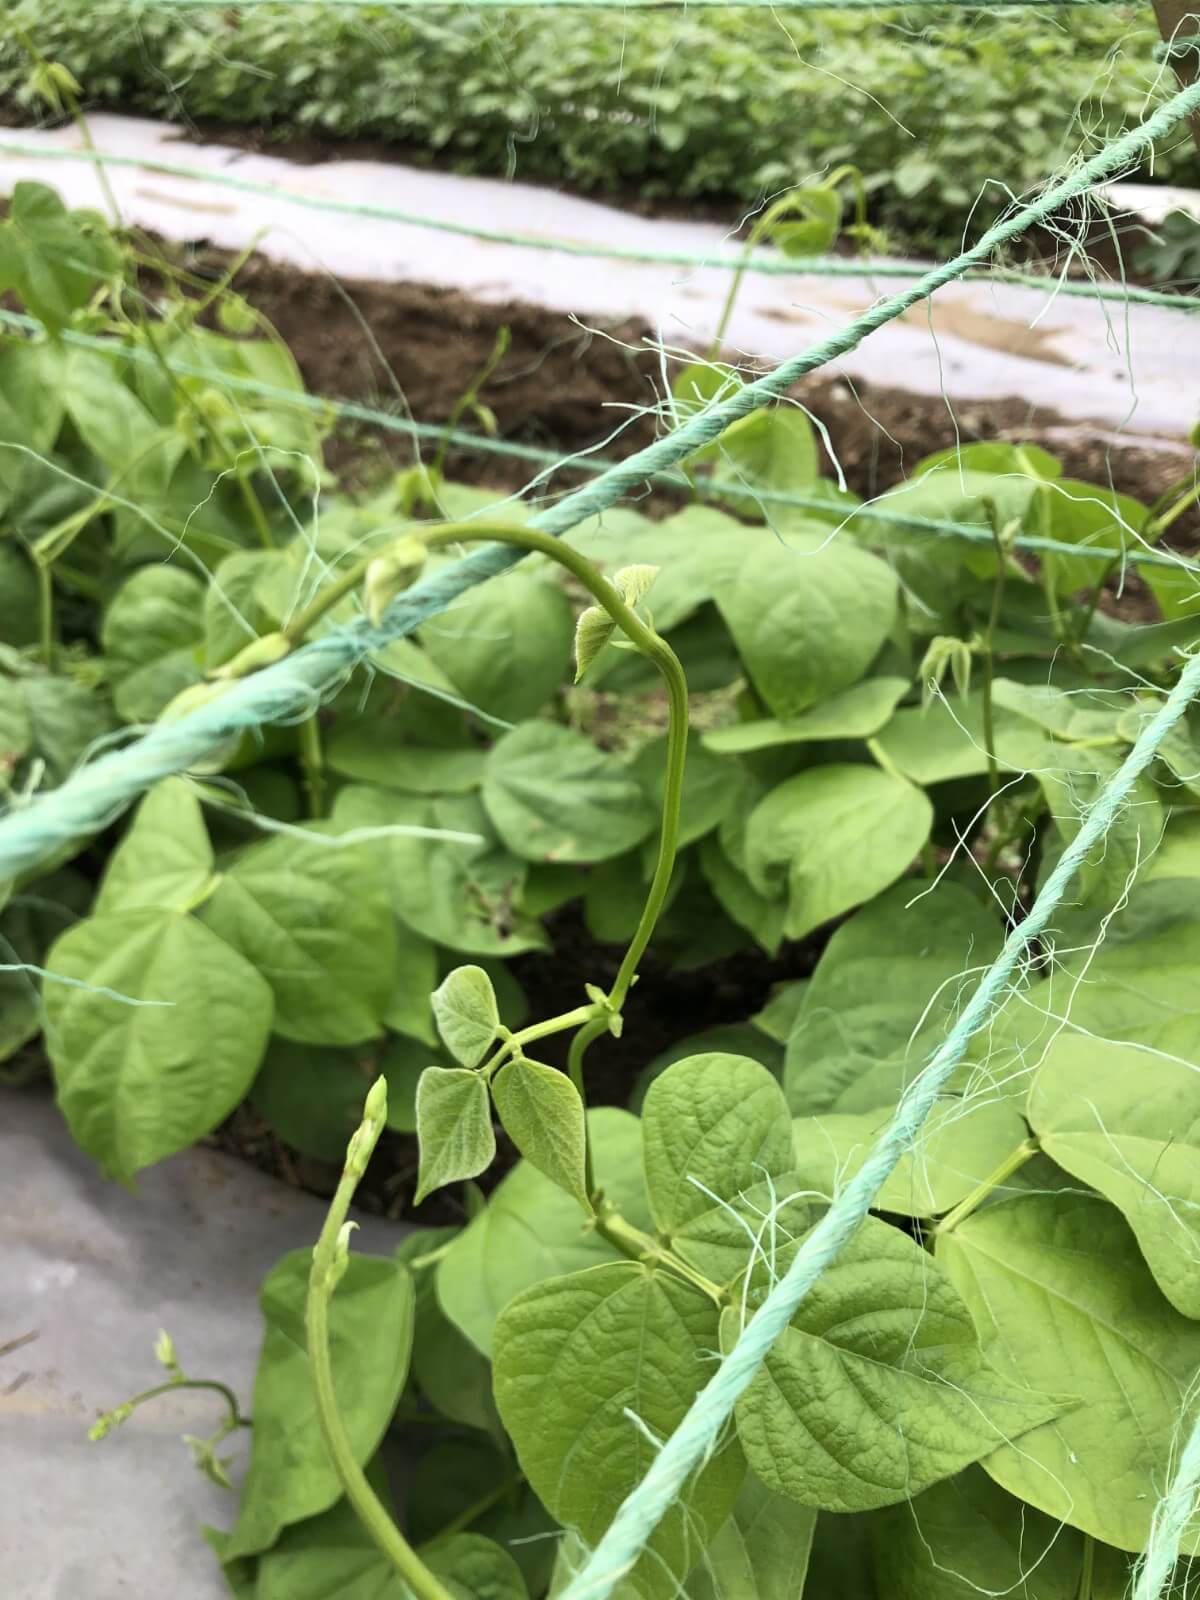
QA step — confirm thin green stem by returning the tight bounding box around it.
[592,1205,726,1306]
[418,522,688,1014]
[1075,554,1119,648]
[980,507,1011,797]
[298,714,325,818]
[1076,1535,1095,1600]
[936,1138,1039,1236]
[1150,478,1200,538]
[36,562,55,671]
[486,1003,601,1075]
[90,1377,249,1439]
[307,1079,455,1600]
[567,1016,608,1201]
[428,1471,525,1544]
[431,325,510,484]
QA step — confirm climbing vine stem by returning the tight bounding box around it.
[306,1077,455,1600]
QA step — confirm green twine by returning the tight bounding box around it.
[558,639,1200,1600]
[0,135,1195,307]
[63,0,1140,9]
[1133,1411,1200,1600]
[2,308,1194,581]
[2,75,1199,885]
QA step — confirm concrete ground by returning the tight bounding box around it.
[1,1092,401,1599]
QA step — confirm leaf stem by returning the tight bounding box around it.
[936,1137,1039,1236]
[90,1377,249,1439]
[298,713,325,819]
[981,503,1012,797]
[1076,1534,1095,1600]
[306,1078,455,1600]
[36,561,55,671]
[591,1205,726,1306]
[427,1470,525,1544]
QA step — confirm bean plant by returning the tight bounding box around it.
[2,186,1199,1599]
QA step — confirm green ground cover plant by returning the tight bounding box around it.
[3,183,1200,1597]
[0,1,1182,253]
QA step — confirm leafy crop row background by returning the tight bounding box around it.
[0,0,1183,252]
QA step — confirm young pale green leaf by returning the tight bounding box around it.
[1036,745,1164,914]
[1027,1036,1200,1317]
[494,1262,745,1599]
[869,1467,1139,1600]
[437,1108,648,1355]
[199,828,397,1045]
[483,721,656,864]
[725,1215,1058,1512]
[642,1053,793,1240]
[873,692,1048,786]
[705,407,820,514]
[937,1192,1200,1555]
[991,678,1127,742]
[703,676,910,755]
[715,532,896,718]
[423,1533,530,1600]
[44,908,273,1184]
[574,563,660,680]
[792,1100,1028,1218]
[671,359,742,428]
[1040,478,1150,599]
[95,778,216,915]
[414,1065,496,1203]
[492,1057,588,1207]
[224,1252,414,1562]
[785,880,1003,1114]
[745,766,932,942]
[432,964,500,1067]
[690,1471,817,1600]
[420,571,574,722]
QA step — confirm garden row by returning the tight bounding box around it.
[0,0,1182,254]
[3,183,1199,1598]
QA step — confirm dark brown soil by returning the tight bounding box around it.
[174,242,1198,530]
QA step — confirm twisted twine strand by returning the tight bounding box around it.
[6,309,1194,576]
[2,77,1198,886]
[560,641,1200,1600]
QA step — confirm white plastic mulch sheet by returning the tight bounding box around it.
[0,114,1194,437]
[1,1090,401,1600]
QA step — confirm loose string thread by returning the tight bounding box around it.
[0,134,1195,306]
[5,307,1193,577]
[559,641,1200,1600]
[1,76,1199,884]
